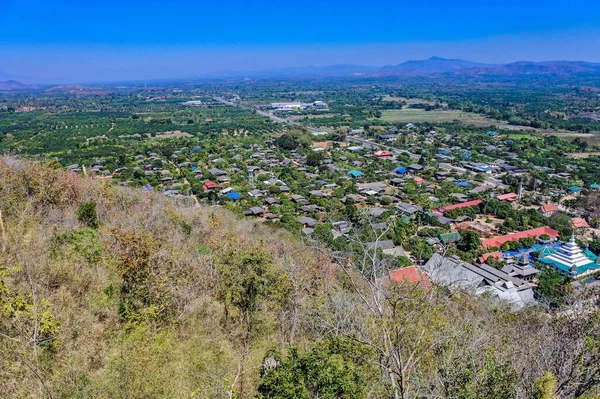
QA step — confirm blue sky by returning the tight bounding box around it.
[1,0,599,83]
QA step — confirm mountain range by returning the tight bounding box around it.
[2,57,600,88]
[249,56,600,79]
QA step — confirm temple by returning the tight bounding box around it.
[539,234,600,278]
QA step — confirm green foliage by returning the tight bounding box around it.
[51,228,103,264]
[216,245,277,324]
[257,338,375,399]
[535,266,570,306]
[548,213,574,240]
[275,134,299,150]
[0,267,61,352]
[110,230,170,324]
[457,230,482,253]
[306,151,324,167]
[533,371,558,399]
[77,201,99,229]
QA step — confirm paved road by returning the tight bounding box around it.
[213,96,324,133]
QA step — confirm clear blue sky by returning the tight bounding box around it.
[1,0,599,83]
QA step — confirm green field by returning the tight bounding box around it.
[378,108,498,125]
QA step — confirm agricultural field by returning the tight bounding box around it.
[377,108,499,125]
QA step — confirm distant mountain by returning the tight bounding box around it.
[0,80,40,91]
[223,57,600,81]
[378,56,496,75]
[467,60,600,76]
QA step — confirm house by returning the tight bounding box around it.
[572,217,590,230]
[408,163,424,172]
[348,170,363,178]
[538,204,558,217]
[209,168,227,176]
[202,181,218,192]
[568,186,582,194]
[375,150,393,158]
[438,200,482,214]
[422,254,535,310]
[481,226,559,248]
[395,166,407,175]
[297,216,318,228]
[389,267,431,287]
[226,192,241,201]
[438,232,461,244]
[395,202,422,216]
[496,193,519,202]
[263,197,281,206]
[243,207,265,217]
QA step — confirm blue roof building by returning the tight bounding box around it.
[461,153,472,159]
[455,181,472,188]
[439,149,451,155]
[487,131,498,136]
[227,192,241,201]
[192,146,203,152]
[591,183,599,189]
[395,166,407,174]
[348,170,363,178]
[539,235,600,278]
[569,186,582,193]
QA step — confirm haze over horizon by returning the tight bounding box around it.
[2,0,600,84]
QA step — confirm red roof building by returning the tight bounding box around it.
[478,251,503,264]
[572,217,590,229]
[538,204,558,216]
[439,199,482,214]
[202,181,218,192]
[496,193,519,202]
[374,150,393,158]
[481,226,559,248]
[389,267,431,287]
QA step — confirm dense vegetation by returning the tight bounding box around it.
[1,158,600,398]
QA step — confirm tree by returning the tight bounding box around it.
[306,151,324,167]
[257,338,375,399]
[77,201,99,229]
[275,134,299,150]
[457,230,481,253]
[548,213,573,240]
[216,245,280,397]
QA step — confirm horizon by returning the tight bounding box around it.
[2,0,600,84]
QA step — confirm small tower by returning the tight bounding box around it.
[518,177,523,200]
[248,167,255,188]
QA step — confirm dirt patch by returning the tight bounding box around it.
[153,131,193,139]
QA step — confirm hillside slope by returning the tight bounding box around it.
[0,157,599,398]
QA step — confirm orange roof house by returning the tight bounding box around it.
[389,267,431,287]
[374,150,393,158]
[202,181,218,191]
[439,199,482,214]
[538,204,558,215]
[478,251,503,264]
[481,226,559,248]
[572,217,590,229]
[496,193,519,202]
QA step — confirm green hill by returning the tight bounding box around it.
[0,157,598,398]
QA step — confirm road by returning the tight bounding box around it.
[213,96,323,133]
